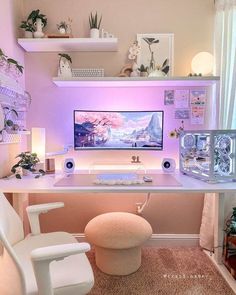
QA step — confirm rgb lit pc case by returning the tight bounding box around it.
[179,130,236,183]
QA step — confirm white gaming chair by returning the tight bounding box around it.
[0,193,94,295]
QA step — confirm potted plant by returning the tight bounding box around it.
[19,21,35,38]
[89,12,102,38]
[11,152,45,179]
[57,21,68,34]
[138,64,148,77]
[225,208,236,235]
[27,9,47,38]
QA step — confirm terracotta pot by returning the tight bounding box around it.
[140,72,148,77]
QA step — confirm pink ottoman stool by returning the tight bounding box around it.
[84,212,152,275]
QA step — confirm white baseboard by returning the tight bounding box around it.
[146,234,200,247]
[73,233,200,247]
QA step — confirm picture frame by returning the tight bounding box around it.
[136,33,174,76]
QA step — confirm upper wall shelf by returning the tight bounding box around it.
[52,76,220,88]
[17,38,118,52]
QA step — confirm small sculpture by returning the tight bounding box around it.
[131,156,141,163]
[58,53,72,78]
[57,21,68,34]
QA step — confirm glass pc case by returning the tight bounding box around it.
[179,130,236,183]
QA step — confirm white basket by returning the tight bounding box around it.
[2,130,20,144]
[72,68,104,78]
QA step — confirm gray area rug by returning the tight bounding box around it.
[87,247,234,295]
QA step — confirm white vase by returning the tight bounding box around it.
[130,62,139,77]
[59,27,66,34]
[24,31,33,38]
[33,18,45,38]
[22,168,32,176]
[90,28,99,38]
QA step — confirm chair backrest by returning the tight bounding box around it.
[0,193,24,245]
[0,193,26,295]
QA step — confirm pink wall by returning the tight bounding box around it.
[0,0,24,86]
[21,0,215,234]
[30,193,204,234]
[0,0,25,178]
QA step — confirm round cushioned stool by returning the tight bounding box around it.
[85,212,152,275]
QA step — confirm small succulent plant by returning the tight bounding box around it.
[57,21,68,31]
[138,64,148,72]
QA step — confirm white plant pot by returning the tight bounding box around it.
[22,168,32,176]
[59,27,66,34]
[24,31,33,38]
[90,28,100,38]
[33,18,45,38]
[148,70,166,77]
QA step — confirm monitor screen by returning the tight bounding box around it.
[74,110,164,150]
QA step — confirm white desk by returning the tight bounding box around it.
[0,172,235,269]
[0,172,235,193]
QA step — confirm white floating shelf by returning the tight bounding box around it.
[52,76,220,88]
[18,38,118,52]
[6,130,31,135]
[0,141,19,145]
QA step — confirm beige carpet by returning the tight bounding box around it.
[87,247,234,295]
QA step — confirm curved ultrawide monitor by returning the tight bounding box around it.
[74,110,164,150]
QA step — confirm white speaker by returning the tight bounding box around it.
[161,158,176,173]
[62,158,75,173]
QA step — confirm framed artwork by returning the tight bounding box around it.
[164,90,174,105]
[136,33,174,76]
[175,110,190,120]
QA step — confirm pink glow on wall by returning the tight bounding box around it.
[22,0,215,235]
[25,53,209,170]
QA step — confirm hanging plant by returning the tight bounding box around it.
[58,53,72,64]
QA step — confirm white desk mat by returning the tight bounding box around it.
[54,174,182,187]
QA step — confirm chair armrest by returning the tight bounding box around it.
[30,243,91,295]
[26,202,64,235]
[31,242,91,262]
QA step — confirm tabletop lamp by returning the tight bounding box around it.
[31,128,46,169]
[191,52,214,76]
